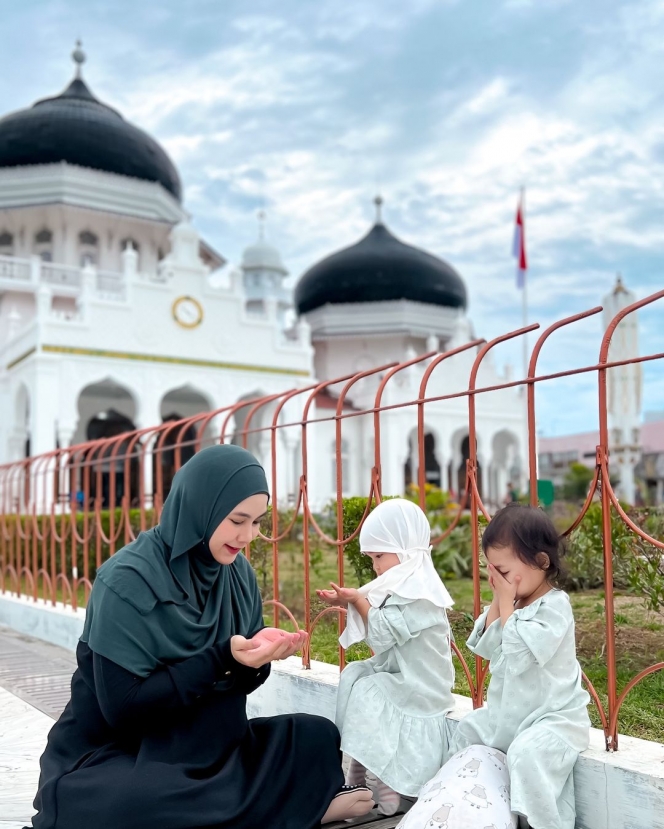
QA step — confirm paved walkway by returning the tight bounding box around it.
[0,626,403,828]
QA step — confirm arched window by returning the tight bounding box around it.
[0,230,14,257]
[79,230,99,266]
[34,228,53,262]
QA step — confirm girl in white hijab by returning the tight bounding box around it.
[317,498,456,816]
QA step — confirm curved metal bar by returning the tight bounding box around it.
[467,323,539,618]
[606,481,664,549]
[54,572,73,603]
[262,600,301,630]
[417,340,486,510]
[609,662,664,747]
[372,352,434,500]
[559,465,601,538]
[18,565,35,597]
[302,605,347,669]
[2,564,19,593]
[526,308,603,505]
[450,641,478,702]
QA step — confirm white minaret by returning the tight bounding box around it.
[241,211,292,327]
[602,275,642,504]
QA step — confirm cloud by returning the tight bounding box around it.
[1,0,662,434]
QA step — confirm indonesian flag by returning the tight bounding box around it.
[512,191,527,289]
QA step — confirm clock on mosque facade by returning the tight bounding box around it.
[172,295,204,329]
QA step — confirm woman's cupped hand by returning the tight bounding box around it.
[230,627,308,669]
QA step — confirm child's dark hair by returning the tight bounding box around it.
[481,503,565,584]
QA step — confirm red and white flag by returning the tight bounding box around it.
[512,190,527,289]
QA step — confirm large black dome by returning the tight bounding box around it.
[0,74,182,201]
[295,213,467,315]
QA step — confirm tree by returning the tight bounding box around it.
[562,463,595,502]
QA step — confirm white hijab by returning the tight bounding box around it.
[339,498,454,648]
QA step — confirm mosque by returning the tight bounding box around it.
[0,45,526,510]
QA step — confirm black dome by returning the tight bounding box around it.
[295,219,467,315]
[0,76,182,201]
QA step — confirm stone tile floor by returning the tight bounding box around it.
[0,625,404,828]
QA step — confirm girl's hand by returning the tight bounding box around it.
[487,564,521,626]
[316,583,361,607]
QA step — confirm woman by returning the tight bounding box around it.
[29,445,373,828]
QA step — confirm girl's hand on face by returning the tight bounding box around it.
[487,563,521,606]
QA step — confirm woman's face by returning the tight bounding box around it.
[209,493,269,565]
[368,552,401,577]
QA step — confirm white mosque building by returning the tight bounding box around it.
[0,45,526,510]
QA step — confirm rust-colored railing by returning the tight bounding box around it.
[1,290,663,751]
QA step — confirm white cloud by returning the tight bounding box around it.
[1,0,662,435]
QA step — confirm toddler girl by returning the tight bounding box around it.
[317,498,455,816]
[450,503,591,829]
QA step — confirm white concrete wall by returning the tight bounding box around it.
[1,591,662,829]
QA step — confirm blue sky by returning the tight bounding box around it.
[2,0,663,435]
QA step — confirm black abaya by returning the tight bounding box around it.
[30,641,344,829]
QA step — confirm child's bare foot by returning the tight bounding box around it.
[321,786,374,824]
[366,775,401,816]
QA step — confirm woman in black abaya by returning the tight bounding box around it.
[29,444,373,829]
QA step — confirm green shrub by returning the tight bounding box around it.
[563,503,664,612]
[323,493,485,586]
[561,463,595,502]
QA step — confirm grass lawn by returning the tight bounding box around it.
[9,538,664,742]
[263,544,664,743]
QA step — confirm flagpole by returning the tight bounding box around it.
[521,186,528,383]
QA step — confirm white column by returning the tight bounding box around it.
[135,387,164,510]
[29,362,60,511]
[380,413,409,497]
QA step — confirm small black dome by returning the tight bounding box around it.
[0,76,182,201]
[295,217,467,315]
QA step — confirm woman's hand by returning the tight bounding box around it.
[316,582,361,608]
[253,627,307,651]
[230,628,308,669]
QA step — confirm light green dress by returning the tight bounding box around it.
[336,594,455,796]
[450,589,591,829]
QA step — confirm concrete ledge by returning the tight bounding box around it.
[0,592,85,651]
[2,592,664,829]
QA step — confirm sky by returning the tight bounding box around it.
[1,0,663,436]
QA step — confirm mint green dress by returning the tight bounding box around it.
[336,595,455,796]
[450,589,591,829]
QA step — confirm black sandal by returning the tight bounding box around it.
[333,784,373,799]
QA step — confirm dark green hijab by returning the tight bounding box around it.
[81,444,269,677]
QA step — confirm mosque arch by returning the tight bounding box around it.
[79,230,99,266]
[74,379,139,508]
[230,389,270,460]
[488,429,522,509]
[404,426,443,491]
[0,230,14,256]
[448,430,483,504]
[34,228,53,262]
[154,385,214,498]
